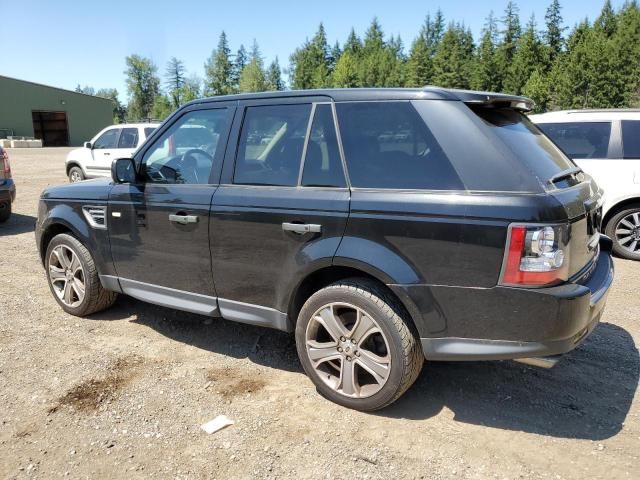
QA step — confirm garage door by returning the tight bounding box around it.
[32,111,69,146]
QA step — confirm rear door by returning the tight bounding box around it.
[116,127,140,159]
[210,99,349,328]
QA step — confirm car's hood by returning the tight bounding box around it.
[41,178,112,201]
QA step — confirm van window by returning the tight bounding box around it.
[335,102,462,190]
[622,120,640,159]
[235,104,311,186]
[302,105,346,187]
[537,122,611,159]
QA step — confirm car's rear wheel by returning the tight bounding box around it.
[0,201,11,223]
[295,279,423,411]
[605,205,640,260]
[45,233,117,316]
[68,166,84,183]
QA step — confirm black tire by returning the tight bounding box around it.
[68,166,85,183]
[45,233,118,316]
[295,278,423,411]
[605,204,640,261]
[0,201,10,223]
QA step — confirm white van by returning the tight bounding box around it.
[531,110,640,260]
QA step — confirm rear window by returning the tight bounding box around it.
[336,102,463,190]
[537,122,611,159]
[470,109,575,182]
[622,120,640,159]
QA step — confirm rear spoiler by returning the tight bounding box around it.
[425,87,535,112]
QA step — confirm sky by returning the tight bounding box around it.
[2,0,621,102]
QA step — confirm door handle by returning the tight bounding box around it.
[282,222,321,234]
[104,152,111,156]
[169,214,199,225]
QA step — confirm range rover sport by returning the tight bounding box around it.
[35,88,614,411]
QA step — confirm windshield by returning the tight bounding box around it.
[472,108,576,182]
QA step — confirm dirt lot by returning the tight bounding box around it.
[1,148,639,480]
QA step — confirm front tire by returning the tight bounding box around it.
[45,233,117,316]
[295,279,423,411]
[605,205,640,260]
[0,201,11,223]
[68,166,85,183]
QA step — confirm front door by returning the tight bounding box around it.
[109,105,234,315]
[89,127,121,177]
[210,101,350,329]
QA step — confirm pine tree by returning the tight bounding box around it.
[496,1,521,81]
[266,57,284,91]
[405,32,431,87]
[204,31,234,96]
[165,57,186,108]
[332,51,359,87]
[289,23,332,89]
[426,10,446,55]
[239,40,266,92]
[544,0,566,62]
[358,18,393,86]
[504,15,544,94]
[231,44,248,90]
[432,23,474,89]
[343,28,362,55]
[472,12,501,91]
[595,0,617,37]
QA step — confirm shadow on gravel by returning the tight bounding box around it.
[382,322,639,440]
[89,298,638,440]
[0,213,36,236]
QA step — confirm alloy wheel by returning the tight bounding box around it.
[305,302,391,398]
[615,212,640,254]
[48,245,85,307]
[70,171,82,182]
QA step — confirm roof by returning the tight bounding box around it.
[0,75,114,104]
[530,109,640,122]
[188,87,534,111]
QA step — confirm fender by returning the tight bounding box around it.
[37,201,117,278]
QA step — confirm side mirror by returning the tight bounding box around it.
[111,158,137,184]
[84,142,92,149]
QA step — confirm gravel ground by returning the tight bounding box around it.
[1,148,639,480]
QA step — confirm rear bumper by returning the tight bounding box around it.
[396,236,614,361]
[0,179,16,203]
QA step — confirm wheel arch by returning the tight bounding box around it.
[602,197,640,229]
[65,161,84,176]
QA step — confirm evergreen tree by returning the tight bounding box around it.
[181,75,202,103]
[332,51,359,87]
[165,56,186,108]
[358,18,398,87]
[472,12,501,91]
[204,31,234,96]
[544,0,566,62]
[124,54,160,120]
[290,23,332,89]
[343,28,362,55]
[426,9,446,55]
[496,1,521,79]
[266,57,284,91]
[432,23,474,89]
[405,32,431,87]
[504,15,544,94]
[595,0,617,37]
[239,40,266,92]
[231,44,248,90]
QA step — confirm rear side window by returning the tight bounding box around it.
[336,102,462,189]
[235,104,311,186]
[622,120,640,159]
[118,128,139,148]
[302,104,346,187]
[144,127,156,138]
[537,122,611,159]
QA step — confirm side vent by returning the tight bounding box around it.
[82,206,107,230]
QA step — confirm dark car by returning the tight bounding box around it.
[35,88,614,411]
[0,146,16,223]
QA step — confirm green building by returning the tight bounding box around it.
[0,75,114,147]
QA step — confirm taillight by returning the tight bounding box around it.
[500,224,570,287]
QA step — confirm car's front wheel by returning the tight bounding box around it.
[0,201,11,223]
[45,233,117,316]
[605,205,640,260]
[68,166,85,183]
[295,279,423,411]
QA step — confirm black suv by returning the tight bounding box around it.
[36,88,614,410]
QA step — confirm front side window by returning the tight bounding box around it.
[118,128,139,148]
[302,104,346,187]
[93,128,120,149]
[336,101,462,189]
[622,120,640,159]
[141,108,228,184]
[537,122,611,159]
[234,104,311,186]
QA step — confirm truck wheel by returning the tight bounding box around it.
[45,233,117,316]
[68,166,84,183]
[605,205,640,260]
[295,278,423,411]
[0,201,10,223]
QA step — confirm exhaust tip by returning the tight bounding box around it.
[513,356,561,369]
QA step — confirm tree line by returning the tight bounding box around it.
[78,0,640,122]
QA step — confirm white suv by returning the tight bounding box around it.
[66,123,159,183]
[531,110,640,260]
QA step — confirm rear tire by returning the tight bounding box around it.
[0,201,10,223]
[605,205,640,261]
[295,278,423,411]
[45,233,118,316]
[68,166,85,183]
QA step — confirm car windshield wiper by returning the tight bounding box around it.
[548,166,583,186]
